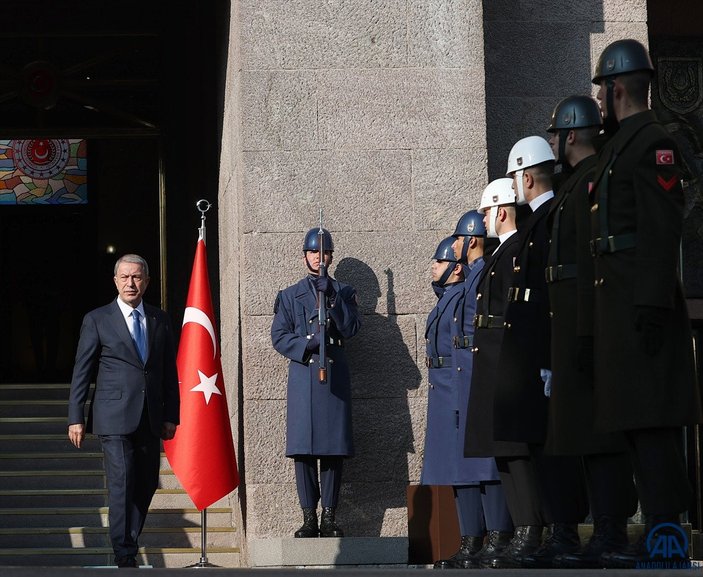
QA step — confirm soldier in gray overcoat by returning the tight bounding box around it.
[271,228,361,539]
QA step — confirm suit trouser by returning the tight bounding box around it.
[583,451,638,518]
[100,407,161,560]
[531,444,589,524]
[496,455,545,527]
[625,427,692,516]
[294,456,343,508]
[455,482,513,536]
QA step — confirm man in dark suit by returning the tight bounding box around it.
[589,39,702,569]
[68,254,180,568]
[271,228,361,539]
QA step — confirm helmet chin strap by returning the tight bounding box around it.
[437,261,457,287]
[558,129,569,167]
[515,170,527,205]
[603,79,619,136]
[487,206,499,238]
[304,253,320,275]
[461,237,470,263]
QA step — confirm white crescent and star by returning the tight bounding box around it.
[182,306,220,403]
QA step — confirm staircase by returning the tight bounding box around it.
[0,383,240,568]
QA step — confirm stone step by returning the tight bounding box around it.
[0,526,236,549]
[0,383,72,401]
[0,470,107,491]
[0,452,104,471]
[0,547,240,568]
[0,434,102,452]
[0,399,72,418]
[0,487,223,509]
[0,416,69,435]
[0,507,233,528]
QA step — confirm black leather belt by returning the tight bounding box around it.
[545,264,577,283]
[425,356,452,368]
[473,314,504,328]
[453,335,474,349]
[590,233,636,256]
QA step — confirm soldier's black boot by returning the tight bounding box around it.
[480,525,543,568]
[470,530,513,568]
[320,507,344,537]
[294,508,319,538]
[433,535,484,569]
[521,523,580,568]
[556,515,628,568]
[602,515,690,569]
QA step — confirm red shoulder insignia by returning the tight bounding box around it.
[657,175,678,191]
[656,150,674,165]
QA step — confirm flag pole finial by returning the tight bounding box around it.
[196,199,211,243]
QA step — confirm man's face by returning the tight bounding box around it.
[431,260,453,283]
[596,79,608,116]
[114,261,149,307]
[304,250,332,274]
[451,236,464,261]
[548,131,559,159]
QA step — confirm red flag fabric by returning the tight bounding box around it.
[164,236,239,510]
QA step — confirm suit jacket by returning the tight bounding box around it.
[271,275,361,457]
[68,300,180,437]
[589,110,701,432]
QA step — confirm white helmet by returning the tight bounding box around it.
[478,178,516,238]
[506,136,555,205]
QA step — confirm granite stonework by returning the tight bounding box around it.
[217,0,650,567]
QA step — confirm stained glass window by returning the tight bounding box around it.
[0,139,87,204]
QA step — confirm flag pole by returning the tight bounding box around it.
[188,199,216,569]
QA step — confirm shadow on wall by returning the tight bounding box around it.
[334,257,422,537]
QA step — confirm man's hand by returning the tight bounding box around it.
[161,422,177,441]
[68,423,85,449]
[313,276,336,298]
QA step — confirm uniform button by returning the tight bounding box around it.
[514,266,521,273]
[549,311,554,318]
[505,323,511,329]
[608,169,613,176]
[454,317,458,322]
[471,347,478,354]
[598,278,605,286]
[529,241,534,247]
[490,271,495,276]
[591,203,598,212]
[457,367,462,371]
[476,293,482,300]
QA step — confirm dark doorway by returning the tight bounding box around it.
[0,138,161,383]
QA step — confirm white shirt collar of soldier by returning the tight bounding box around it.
[529,190,554,212]
[498,229,518,245]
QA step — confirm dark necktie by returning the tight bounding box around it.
[132,309,146,362]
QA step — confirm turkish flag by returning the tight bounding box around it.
[164,235,239,510]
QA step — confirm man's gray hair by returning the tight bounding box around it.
[114,254,150,277]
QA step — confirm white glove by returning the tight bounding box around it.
[541,368,552,397]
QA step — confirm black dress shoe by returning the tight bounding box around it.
[320,507,344,538]
[521,523,580,568]
[433,535,484,569]
[480,525,543,569]
[115,556,138,568]
[469,530,513,568]
[294,507,319,538]
[555,515,629,569]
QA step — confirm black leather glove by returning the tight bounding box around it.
[635,306,668,356]
[305,334,320,352]
[576,336,594,380]
[314,275,336,298]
